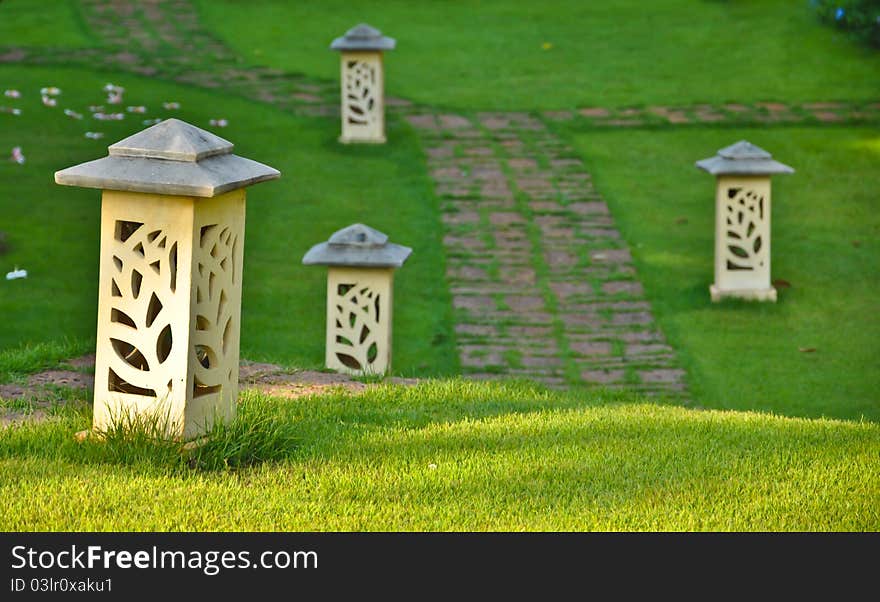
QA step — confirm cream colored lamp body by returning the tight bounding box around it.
[711,176,774,301]
[55,119,279,439]
[303,223,412,377]
[93,190,244,439]
[331,23,396,145]
[696,141,794,303]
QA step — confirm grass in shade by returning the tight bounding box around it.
[0,64,457,378]
[1,381,877,531]
[0,0,90,48]
[0,340,90,383]
[195,0,880,110]
[569,126,880,422]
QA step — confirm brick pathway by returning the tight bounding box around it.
[407,112,685,395]
[3,0,878,397]
[544,101,880,127]
[1,0,342,118]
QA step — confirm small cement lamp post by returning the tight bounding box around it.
[55,118,280,439]
[302,224,411,376]
[696,140,794,302]
[330,23,396,144]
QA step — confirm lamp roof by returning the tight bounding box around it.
[302,223,412,268]
[696,140,794,176]
[330,23,396,51]
[55,118,280,197]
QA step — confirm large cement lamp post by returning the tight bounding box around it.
[55,118,280,439]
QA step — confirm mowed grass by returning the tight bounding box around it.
[0,3,876,535]
[196,0,880,110]
[0,64,457,377]
[0,0,90,48]
[1,381,877,531]
[570,127,880,422]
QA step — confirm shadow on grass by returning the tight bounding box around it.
[0,391,300,474]
[0,379,636,472]
[0,339,93,384]
[5,377,873,484]
[2,379,878,530]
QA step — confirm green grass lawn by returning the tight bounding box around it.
[569,126,880,422]
[2,381,877,531]
[1,2,878,533]
[196,0,880,110]
[0,64,457,378]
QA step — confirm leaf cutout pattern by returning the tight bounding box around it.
[106,220,178,397]
[331,282,381,371]
[192,224,237,398]
[723,187,767,271]
[344,59,378,126]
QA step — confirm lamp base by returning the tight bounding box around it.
[338,135,387,144]
[710,284,777,303]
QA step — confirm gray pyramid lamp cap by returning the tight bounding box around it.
[330,23,396,51]
[302,223,412,268]
[696,140,794,176]
[54,118,280,197]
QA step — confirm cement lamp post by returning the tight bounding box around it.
[696,140,794,302]
[55,118,280,439]
[330,23,396,144]
[302,224,411,376]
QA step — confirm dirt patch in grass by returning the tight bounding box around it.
[27,370,94,390]
[249,369,419,399]
[0,408,48,429]
[0,356,420,428]
[0,383,27,400]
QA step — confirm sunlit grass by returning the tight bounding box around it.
[1,381,877,531]
[850,136,880,157]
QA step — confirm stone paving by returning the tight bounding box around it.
[3,0,878,398]
[407,111,685,395]
[1,0,342,118]
[544,101,880,128]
